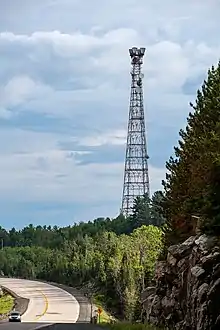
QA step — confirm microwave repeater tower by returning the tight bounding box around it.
[121,47,150,216]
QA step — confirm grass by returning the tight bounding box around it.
[0,293,14,315]
[92,294,115,323]
[92,295,162,329]
[101,323,163,330]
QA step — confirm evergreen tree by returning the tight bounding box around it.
[201,152,220,234]
[162,61,220,244]
[131,194,151,230]
[150,190,165,226]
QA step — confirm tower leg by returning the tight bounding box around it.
[121,47,150,216]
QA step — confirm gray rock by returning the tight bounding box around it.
[195,235,218,252]
[184,236,197,247]
[197,283,209,303]
[208,278,220,298]
[177,257,186,270]
[161,296,175,314]
[142,234,220,330]
[191,265,205,278]
[215,314,220,327]
[154,261,168,280]
[196,302,209,330]
[200,252,220,270]
[168,242,193,260]
[141,286,156,302]
[167,252,177,266]
[212,263,220,281]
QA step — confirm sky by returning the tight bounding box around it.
[0,0,220,229]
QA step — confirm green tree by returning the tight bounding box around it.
[0,223,163,322]
[162,61,220,244]
[131,194,151,230]
[201,156,220,234]
[150,190,165,226]
[0,204,164,322]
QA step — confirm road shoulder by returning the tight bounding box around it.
[0,285,29,320]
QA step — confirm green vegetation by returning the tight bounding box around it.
[0,294,14,315]
[161,60,220,245]
[0,194,164,322]
[93,299,110,323]
[1,61,219,326]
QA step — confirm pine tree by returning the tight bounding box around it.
[162,61,220,244]
[131,194,151,230]
[150,190,165,226]
[201,146,220,234]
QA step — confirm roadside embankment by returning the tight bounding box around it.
[0,285,29,319]
[0,287,14,320]
[0,294,13,315]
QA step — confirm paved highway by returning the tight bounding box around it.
[0,278,80,323]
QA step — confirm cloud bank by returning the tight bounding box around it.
[0,0,219,228]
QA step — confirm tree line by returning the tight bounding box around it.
[0,226,163,321]
[0,193,164,321]
[0,191,164,249]
[161,61,220,245]
[1,60,219,322]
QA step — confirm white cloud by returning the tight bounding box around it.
[146,41,190,91]
[3,76,35,107]
[78,129,127,147]
[1,1,219,43]
[0,29,219,124]
[0,0,219,224]
[0,128,60,154]
[0,134,164,207]
[0,128,164,217]
[0,75,53,115]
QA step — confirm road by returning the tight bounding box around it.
[0,278,80,323]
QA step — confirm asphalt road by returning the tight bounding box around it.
[0,323,49,330]
[0,278,80,323]
[0,324,104,330]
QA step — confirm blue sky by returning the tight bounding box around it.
[0,0,219,229]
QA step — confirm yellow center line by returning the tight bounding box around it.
[34,290,49,321]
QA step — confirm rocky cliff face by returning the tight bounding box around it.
[142,235,220,330]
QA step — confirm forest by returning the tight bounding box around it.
[0,192,164,321]
[1,61,220,323]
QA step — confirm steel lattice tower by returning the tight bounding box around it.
[121,47,150,216]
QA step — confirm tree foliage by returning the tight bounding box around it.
[162,61,220,244]
[0,194,164,321]
[0,225,163,321]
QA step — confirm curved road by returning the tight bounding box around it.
[0,278,80,323]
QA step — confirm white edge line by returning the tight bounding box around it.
[20,279,80,323]
[28,280,80,322]
[44,284,80,323]
[0,278,80,323]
